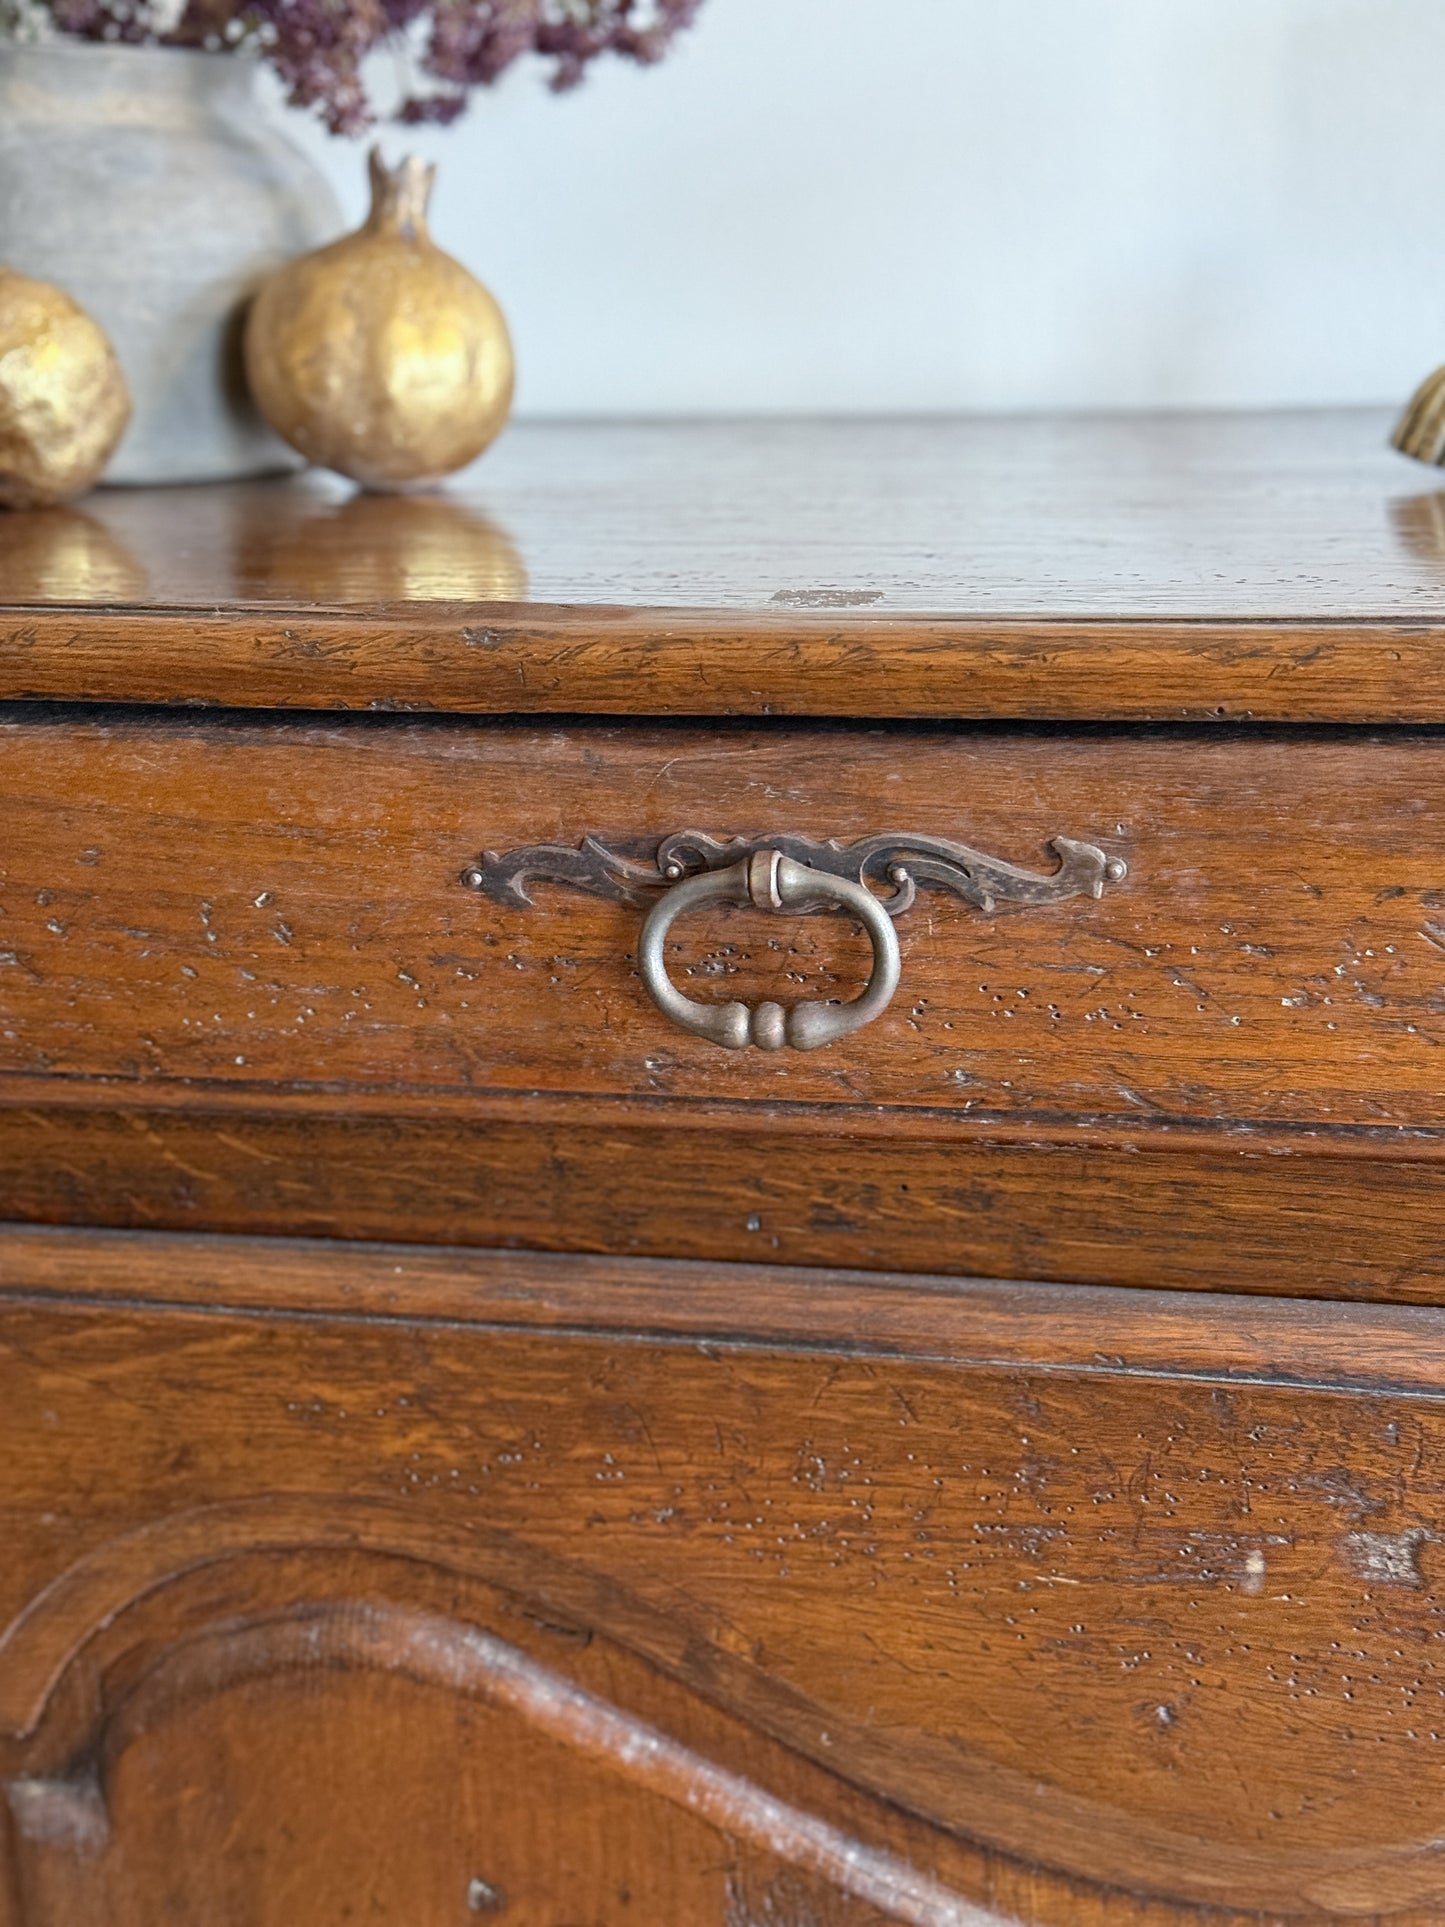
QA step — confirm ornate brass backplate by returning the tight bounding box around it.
[464,829,1126,919]
[463,829,1126,1052]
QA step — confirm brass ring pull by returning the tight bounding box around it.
[638,849,902,1051]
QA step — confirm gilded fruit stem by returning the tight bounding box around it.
[366,150,435,243]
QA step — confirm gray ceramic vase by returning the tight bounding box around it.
[0,41,343,484]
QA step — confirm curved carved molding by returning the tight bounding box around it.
[0,1500,569,1744]
[76,1599,994,1927]
[3,1497,1443,1919]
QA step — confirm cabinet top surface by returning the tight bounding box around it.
[4,407,1445,720]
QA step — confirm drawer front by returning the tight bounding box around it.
[3,712,1445,1293]
[4,1229,1445,1926]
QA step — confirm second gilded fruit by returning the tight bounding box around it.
[0,265,131,509]
[244,150,514,492]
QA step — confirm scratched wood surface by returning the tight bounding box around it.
[8,1589,989,1927]
[5,411,1445,1925]
[6,709,1445,1294]
[5,1229,1445,1925]
[5,412,1445,719]
[3,713,1444,1130]
[6,1093,1445,1300]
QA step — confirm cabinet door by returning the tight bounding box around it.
[7,1227,1445,1926]
[6,1569,936,1927]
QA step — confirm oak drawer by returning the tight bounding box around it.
[3,710,1445,1297]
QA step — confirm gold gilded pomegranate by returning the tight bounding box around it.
[244,150,514,491]
[1394,364,1445,466]
[0,266,131,509]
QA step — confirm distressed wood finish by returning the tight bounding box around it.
[5,1094,1445,1301]
[4,714,1445,1130]
[4,412,1445,721]
[5,1221,1445,1391]
[6,1230,1445,1925]
[9,1590,999,1927]
[4,711,1445,1295]
[5,409,1445,1925]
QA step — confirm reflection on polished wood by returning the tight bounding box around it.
[0,407,1433,615]
[67,478,528,606]
[232,487,527,603]
[0,503,150,603]
[1,409,1443,720]
[1389,487,1445,573]
[5,407,1445,1927]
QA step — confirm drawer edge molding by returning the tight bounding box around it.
[3,1100,1445,1301]
[4,1221,1445,1399]
[0,1068,1442,1164]
[9,607,1445,722]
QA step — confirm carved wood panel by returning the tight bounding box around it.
[7,1563,974,1927]
[5,1247,1445,1923]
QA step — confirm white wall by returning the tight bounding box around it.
[290,0,1445,416]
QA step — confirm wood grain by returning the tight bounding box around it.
[7,1236,1445,1920]
[10,1572,990,1927]
[0,1546,1157,1927]
[4,1221,1445,1396]
[4,412,1445,719]
[5,409,1445,1923]
[4,713,1444,1131]
[15,1598,989,1927]
[4,1096,1445,1301]
[6,709,1445,1293]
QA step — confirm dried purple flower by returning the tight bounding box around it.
[12,0,705,135]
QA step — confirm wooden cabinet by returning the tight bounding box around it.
[3,413,1445,1924]
[9,1231,1445,1926]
